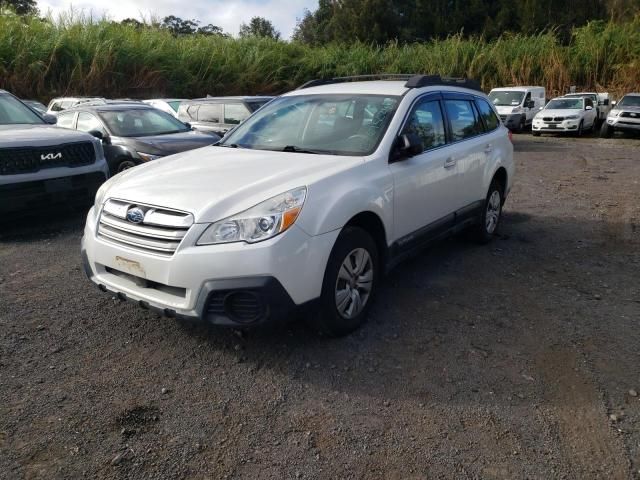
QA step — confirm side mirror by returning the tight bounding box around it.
[184,122,192,129]
[526,100,535,108]
[585,105,593,111]
[42,113,57,125]
[89,130,110,144]
[611,100,617,107]
[393,133,423,160]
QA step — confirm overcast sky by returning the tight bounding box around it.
[37,0,318,38]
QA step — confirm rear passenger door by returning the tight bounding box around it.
[442,95,491,213]
[390,94,459,243]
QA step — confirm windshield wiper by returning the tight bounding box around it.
[281,145,325,154]
[215,142,241,148]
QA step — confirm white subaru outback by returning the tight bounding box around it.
[81,75,514,336]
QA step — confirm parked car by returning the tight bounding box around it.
[22,100,47,115]
[81,75,514,336]
[563,92,611,126]
[488,86,545,132]
[0,89,109,215]
[532,96,597,136]
[600,93,640,138]
[56,104,219,175]
[143,99,185,117]
[177,96,274,136]
[47,97,105,114]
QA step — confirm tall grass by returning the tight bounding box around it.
[0,12,638,102]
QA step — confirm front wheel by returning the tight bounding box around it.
[576,121,584,137]
[116,159,137,173]
[311,227,379,337]
[473,180,503,244]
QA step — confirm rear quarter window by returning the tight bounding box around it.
[475,99,500,131]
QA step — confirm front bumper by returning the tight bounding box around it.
[499,113,525,130]
[532,120,581,133]
[82,209,339,326]
[606,117,640,132]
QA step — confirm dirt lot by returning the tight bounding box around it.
[1,135,639,479]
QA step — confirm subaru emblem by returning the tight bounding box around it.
[126,207,145,224]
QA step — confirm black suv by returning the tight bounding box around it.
[56,104,219,174]
[177,96,273,136]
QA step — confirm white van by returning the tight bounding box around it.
[488,87,546,132]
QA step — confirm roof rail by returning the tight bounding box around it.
[297,74,482,92]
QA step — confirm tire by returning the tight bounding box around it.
[576,121,584,137]
[311,227,379,337]
[600,122,613,138]
[473,180,503,244]
[117,159,137,173]
[516,117,525,133]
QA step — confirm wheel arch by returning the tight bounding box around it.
[343,211,389,269]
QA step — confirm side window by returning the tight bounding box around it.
[60,100,74,110]
[444,100,484,141]
[476,99,499,132]
[402,99,446,152]
[50,101,63,112]
[56,112,75,129]
[76,112,104,133]
[198,104,222,123]
[224,103,250,125]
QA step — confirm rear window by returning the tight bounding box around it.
[444,100,484,141]
[168,101,181,112]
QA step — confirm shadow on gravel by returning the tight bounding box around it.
[0,203,90,242]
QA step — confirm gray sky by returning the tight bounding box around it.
[38,0,318,38]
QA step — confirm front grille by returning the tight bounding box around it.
[620,112,640,118]
[0,142,96,175]
[554,116,565,122]
[542,117,553,121]
[207,290,265,324]
[97,199,193,256]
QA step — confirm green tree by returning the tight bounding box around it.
[239,16,280,40]
[161,15,199,35]
[0,0,38,15]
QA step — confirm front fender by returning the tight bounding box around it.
[296,164,393,245]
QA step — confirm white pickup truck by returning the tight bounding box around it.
[563,92,611,125]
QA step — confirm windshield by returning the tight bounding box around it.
[618,95,640,108]
[546,98,583,110]
[221,94,400,156]
[488,91,525,107]
[0,94,45,125]
[99,109,190,137]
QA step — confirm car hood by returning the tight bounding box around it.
[104,147,363,222]
[116,131,219,156]
[536,109,584,118]
[617,105,640,113]
[0,124,96,147]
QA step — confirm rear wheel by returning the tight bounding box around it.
[473,180,503,244]
[311,227,379,337]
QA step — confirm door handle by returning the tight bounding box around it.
[444,157,457,169]
[484,144,493,154]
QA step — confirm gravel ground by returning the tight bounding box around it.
[1,134,639,479]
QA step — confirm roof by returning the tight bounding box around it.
[62,103,154,113]
[186,96,274,103]
[285,80,410,97]
[143,98,187,102]
[490,86,544,91]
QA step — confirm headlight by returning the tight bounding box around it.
[609,109,620,117]
[511,106,522,114]
[197,187,307,245]
[566,115,579,120]
[137,152,162,162]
